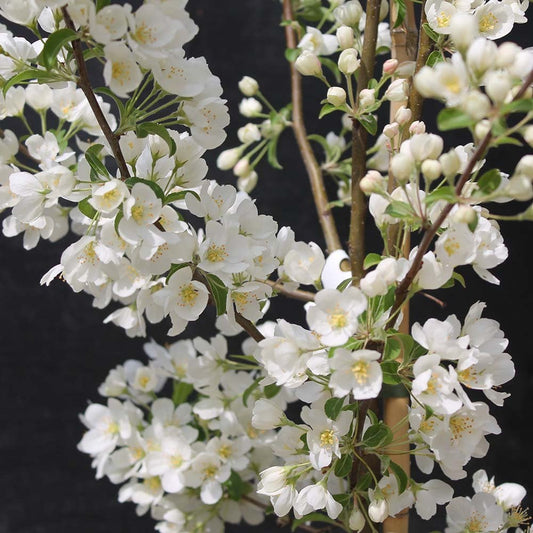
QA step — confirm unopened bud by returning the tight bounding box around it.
[342,113,353,130]
[217,148,241,170]
[409,120,426,135]
[238,123,261,144]
[394,106,412,125]
[485,71,512,103]
[233,158,251,177]
[327,86,347,107]
[334,0,363,26]
[338,48,360,75]
[383,122,400,138]
[349,508,366,531]
[360,170,385,194]
[453,205,477,225]
[368,499,389,523]
[261,119,284,139]
[336,25,354,49]
[295,50,322,77]
[239,97,262,117]
[506,174,533,201]
[385,78,408,102]
[383,58,398,75]
[516,155,533,179]
[391,152,415,183]
[440,150,461,177]
[462,91,491,121]
[421,159,442,182]
[238,76,259,96]
[497,42,521,68]
[449,12,476,50]
[237,170,258,193]
[474,119,491,140]
[359,88,376,108]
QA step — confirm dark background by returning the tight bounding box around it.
[0,1,532,531]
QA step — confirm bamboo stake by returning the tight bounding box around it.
[383,2,417,532]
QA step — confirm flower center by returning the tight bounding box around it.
[449,414,474,439]
[218,444,232,459]
[479,12,497,33]
[180,284,199,306]
[206,244,228,263]
[203,465,218,479]
[437,11,450,28]
[131,204,145,222]
[352,360,369,384]
[320,429,336,447]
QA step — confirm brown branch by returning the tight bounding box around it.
[61,6,130,180]
[265,279,315,302]
[282,0,342,254]
[349,0,381,282]
[235,312,265,342]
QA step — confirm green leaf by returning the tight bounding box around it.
[501,98,533,115]
[319,103,338,119]
[125,177,165,200]
[94,86,126,122]
[264,383,281,399]
[382,337,401,362]
[267,136,283,170]
[166,263,190,283]
[393,0,406,28]
[385,200,414,219]
[172,381,193,405]
[477,169,501,195]
[357,114,377,136]
[492,136,523,147]
[334,454,353,477]
[291,513,338,532]
[85,144,110,180]
[426,49,444,67]
[224,470,250,501]
[204,272,228,316]
[320,56,341,84]
[356,472,373,491]
[468,211,479,233]
[242,378,260,407]
[422,22,439,42]
[39,28,78,70]
[363,253,382,270]
[336,276,355,292]
[437,108,474,131]
[424,186,456,207]
[165,190,200,205]
[453,271,466,288]
[362,422,394,449]
[2,70,52,95]
[285,47,300,62]
[136,122,176,156]
[78,196,97,220]
[381,360,401,384]
[333,493,351,506]
[96,0,111,11]
[389,461,409,494]
[114,207,123,236]
[324,397,345,420]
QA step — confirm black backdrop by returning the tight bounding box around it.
[0,1,532,532]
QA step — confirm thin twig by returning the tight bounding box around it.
[420,291,446,308]
[386,67,533,329]
[282,0,342,254]
[235,312,265,342]
[265,279,316,302]
[349,0,381,282]
[61,6,130,179]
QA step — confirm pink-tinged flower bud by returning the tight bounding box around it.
[216,148,241,170]
[385,79,408,102]
[368,499,389,523]
[523,125,533,148]
[383,58,398,75]
[338,48,360,75]
[359,88,376,108]
[360,170,386,194]
[391,152,415,183]
[336,25,354,49]
[409,120,426,135]
[295,50,323,77]
[233,158,251,177]
[421,159,442,182]
[453,205,478,225]
[238,76,259,96]
[383,122,400,139]
[439,150,461,177]
[394,106,412,125]
[327,86,347,107]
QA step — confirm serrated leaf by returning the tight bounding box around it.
[426,49,444,67]
[291,513,338,532]
[422,22,440,42]
[334,454,353,477]
[78,196,98,220]
[267,136,283,170]
[39,28,78,70]
[364,253,382,270]
[172,380,193,406]
[357,114,377,135]
[285,47,300,62]
[381,360,401,384]
[477,169,501,195]
[125,177,165,200]
[389,461,409,494]
[85,144,110,180]
[166,263,190,283]
[362,422,393,449]
[324,397,344,420]
[385,200,414,218]
[136,122,176,156]
[437,108,474,131]
[319,103,338,119]
[393,0,406,28]
[204,272,228,316]
[165,190,200,205]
